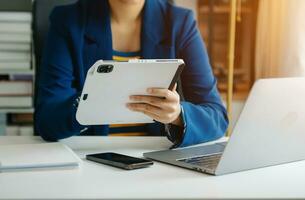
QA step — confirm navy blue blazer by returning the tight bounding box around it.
[35,0,228,147]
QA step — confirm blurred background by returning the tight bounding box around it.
[0,0,304,136]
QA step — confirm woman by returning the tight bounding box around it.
[35,0,228,148]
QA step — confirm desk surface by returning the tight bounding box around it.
[1,136,305,199]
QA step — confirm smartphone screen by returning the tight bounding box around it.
[86,152,153,170]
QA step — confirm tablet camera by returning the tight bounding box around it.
[97,65,114,73]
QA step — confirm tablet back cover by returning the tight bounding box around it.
[76,60,183,125]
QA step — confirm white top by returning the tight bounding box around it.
[1,136,305,199]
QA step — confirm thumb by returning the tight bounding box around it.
[172,83,177,92]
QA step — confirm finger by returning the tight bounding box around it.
[147,88,176,101]
[127,103,163,116]
[130,95,164,103]
[127,103,163,121]
[129,95,178,112]
[129,95,169,108]
[172,83,177,92]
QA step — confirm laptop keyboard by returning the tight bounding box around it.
[178,153,223,170]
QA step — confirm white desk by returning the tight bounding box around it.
[1,136,305,199]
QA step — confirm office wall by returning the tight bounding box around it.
[175,0,197,19]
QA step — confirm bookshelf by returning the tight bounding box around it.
[0,108,34,113]
[197,0,259,100]
[0,69,35,75]
[0,0,34,136]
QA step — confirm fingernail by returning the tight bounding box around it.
[127,104,134,109]
[129,96,134,100]
[147,88,153,93]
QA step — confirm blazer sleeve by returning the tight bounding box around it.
[176,11,229,147]
[34,8,85,141]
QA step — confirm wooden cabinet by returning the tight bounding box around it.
[197,0,259,99]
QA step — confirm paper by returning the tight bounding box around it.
[0,142,81,172]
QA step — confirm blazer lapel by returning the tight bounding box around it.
[83,0,175,69]
[83,0,112,71]
[141,0,175,59]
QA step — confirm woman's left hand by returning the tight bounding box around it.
[127,84,183,126]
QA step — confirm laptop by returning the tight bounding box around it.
[144,78,305,175]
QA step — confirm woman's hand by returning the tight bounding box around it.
[127,84,183,126]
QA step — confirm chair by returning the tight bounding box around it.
[33,0,77,72]
[32,0,77,135]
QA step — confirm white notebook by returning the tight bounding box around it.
[0,33,31,43]
[0,12,32,22]
[0,51,31,61]
[0,96,32,107]
[0,22,31,33]
[0,61,31,69]
[0,81,32,96]
[0,143,81,172]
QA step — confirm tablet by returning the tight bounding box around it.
[76,59,185,125]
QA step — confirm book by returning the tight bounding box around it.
[10,74,33,81]
[0,75,9,80]
[0,0,32,12]
[19,126,33,136]
[0,43,31,51]
[0,143,81,172]
[0,126,5,135]
[0,51,31,61]
[0,22,31,33]
[5,125,33,136]
[8,113,33,125]
[0,61,31,70]
[0,112,6,123]
[0,113,6,136]
[0,81,32,96]
[0,33,31,43]
[5,125,19,136]
[0,12,32,22]
[0,96,32,107]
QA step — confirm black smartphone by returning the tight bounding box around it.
[86,152,153,170]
